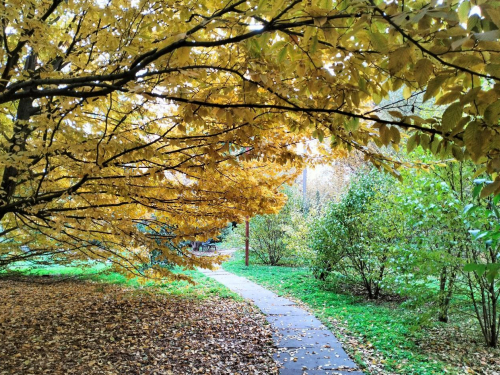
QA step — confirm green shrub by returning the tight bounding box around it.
[249,213,290,265]
[224,185,315,266]
[310,169,403,299]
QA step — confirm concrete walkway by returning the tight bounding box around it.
[199,268,363,375]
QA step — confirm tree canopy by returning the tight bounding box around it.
[1,0,499,278]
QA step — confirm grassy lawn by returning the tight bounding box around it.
[2,262,238,300]
[223,251,490,375]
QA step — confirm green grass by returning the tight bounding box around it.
[223,251,457,375]
[2,262,239,300]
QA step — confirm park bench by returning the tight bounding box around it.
[201,239,217,252]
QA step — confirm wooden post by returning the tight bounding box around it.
[245,218,249,267]
[302,167,307,211]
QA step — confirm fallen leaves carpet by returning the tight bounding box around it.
[0,279,278,375]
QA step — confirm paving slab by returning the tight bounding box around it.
[199,267,362,374]
[274,347,357,371]
[245,295,298,308]
[274,328,340,340]
[273,330,341,349]
[266,305,311,316]
[268,314,327,330]
[258,304,308,316]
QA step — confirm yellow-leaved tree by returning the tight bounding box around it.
[1,0,499,278]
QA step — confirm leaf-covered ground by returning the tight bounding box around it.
[0,278,278,375]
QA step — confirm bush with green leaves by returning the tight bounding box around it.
[281,208,316,266]
[463,180,500,348]
[309,159,500,347]
[395,166,470,323]
[249,213,289,265]
[392,164,500,347]
[310,169,403,299]
[218,185,312,265]
[249,185,311,266]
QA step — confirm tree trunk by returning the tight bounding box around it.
[438,267,456,323]
[364,278,374,299]
[0,54,36,220]
[487,284,498,348]
[373,283,381,300]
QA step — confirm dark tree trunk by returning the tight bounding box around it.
[0,54,37,220]
[438,267,452,323]
[191,241,202,251]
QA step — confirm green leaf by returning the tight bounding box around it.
[451,145,464,161]
[458,1,471,24]
[322,25,339,45]
[345,117,359,132]
[388,110,404,119]
[494,194,500,205]
[486,264,500,283]
[420,134,431,150]
[369,32,388,53]
[302,26,314,46]
[493,204,500,219]
[473,181,483,199]
[430,136,440,155]
[486,8,500,29]
[379,125,391,146]
[407,133,419,153]
[441,103,463,133]
[484,100,500,126]
[423,75,448,102]
[436,91,461,105]
[463,203,475,214]
[414,59,434,86]
[310,35,319,54]
[248,38,261,56]
[390,126,400,144]
[313,16,328,27]
[453,54,484,68]
[388,46,411,75]
[277,45,288,63]
[464,121,484,162]
[468,14,481,32]
[486,64,500,79]
[464,263,487,277]
[460,87,481,105]
[464,263,482,272]
[271,0,285,16]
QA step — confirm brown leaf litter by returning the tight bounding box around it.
[0,279,278,375]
